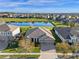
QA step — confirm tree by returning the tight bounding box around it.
[18,36,26,48]
[71,44,79,53]
[56,43,73,59]
[69,22,75,27]
[56,43,72,53]
[18,36,35,52]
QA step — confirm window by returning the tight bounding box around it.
[31,38,33,42]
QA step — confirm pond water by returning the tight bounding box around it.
[7,22,53,26]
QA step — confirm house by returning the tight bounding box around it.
[0,13,9,17]
[55,27,79,44]
[25,27,55,43]
[0,23,20,50]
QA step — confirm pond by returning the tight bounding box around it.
[7,22,53,26]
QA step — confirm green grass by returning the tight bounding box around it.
[10,55,40,58]
[20,26,34,34]
[0,55,8,58]
[32,47,40,53]
[52,21,69,27]
[2,49,17,53]
[40,26,53,30]
[1,18,48,22]
[2,48,29,53]
[0,55,40,58]
[2,46,39,53]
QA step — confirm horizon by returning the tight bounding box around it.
[0,0,79,13]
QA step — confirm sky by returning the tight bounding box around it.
[0,0,79,13]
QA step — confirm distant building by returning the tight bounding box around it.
[0,13,9,18]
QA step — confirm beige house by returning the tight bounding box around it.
[25,27,55,43]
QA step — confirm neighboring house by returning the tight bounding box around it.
[74,19,79,23]
[0,13,9,17]
[60,18,69,24]
[0,23,20,50]
[55,27,79,44]
[25,27,55,43]
[70,27,79,44]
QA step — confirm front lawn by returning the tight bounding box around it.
[32,47,40,53]
[10,55,40,58]
[2,48,27,53]
[0,55,40,58]
[2,39,40,53]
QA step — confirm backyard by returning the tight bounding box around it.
[20,26,53,34]
[52,21,70,27]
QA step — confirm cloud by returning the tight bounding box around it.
[26,0,57,4]
[0,0,79,7]
[0,0,59,7]
[0,0,79,13]
[0,2,27,7]
[26,0,59,6]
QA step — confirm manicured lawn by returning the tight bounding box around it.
[10,55,40,58]
[52,21,70,27]
[1,18,48,22]
[32,47,40,53]
[0,55,40,58]
[2,47,29,53]
[2,45,40,53]
[52,21,62,25]
[2,49,17,53]
[0,55,8,58]
[40,26,53,30]
[20,26,34,34]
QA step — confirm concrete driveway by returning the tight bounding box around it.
[39,39,57,59]
[40,42,55,52]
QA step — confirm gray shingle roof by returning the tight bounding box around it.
[25,27,54,39]
[55,27,71,40]
[0,24,19,32]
